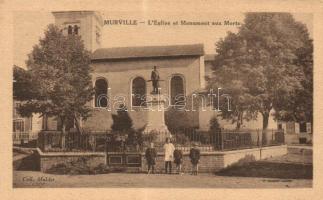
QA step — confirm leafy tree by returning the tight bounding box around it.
[165,94,200,131]
[209,116,221,132]
[111,105,133,132]
[111,105,142,147]
[165,106,198,131]
[274,39,313,124]
[14,24,94,147]
[209,116,222,147]
[13,65,40,102]
[209,13,311,129]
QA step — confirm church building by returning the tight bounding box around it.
[44,11,278,132]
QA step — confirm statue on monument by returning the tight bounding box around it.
[150,66,160,94]
[144,65,171,142]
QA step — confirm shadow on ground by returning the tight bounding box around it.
[13,150,39,171]
[215,161,312,179]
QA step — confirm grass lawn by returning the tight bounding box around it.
[216,153,312,179]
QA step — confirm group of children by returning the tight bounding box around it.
[144,138,201,175]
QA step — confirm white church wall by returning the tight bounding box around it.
[198,108,277,131]
[199,56,206,89]
[85,56,202,131]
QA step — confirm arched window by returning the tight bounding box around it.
[132,77,146,106]
[67,25,73,35]
[170,75,185,105]
[73,25,79,35]
[95,78,108,107]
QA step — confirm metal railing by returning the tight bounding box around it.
[38,130,107,152]
[13,132,29,141]
[37,128,285,152]
[167,128,284,151]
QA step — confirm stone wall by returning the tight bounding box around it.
[260,145,288,159]
[37,148,106,172]
[141,145,288,173]
[222,149,261,168]
[285,134,300,144]
[36,145,287,173]
[288,146,312,155]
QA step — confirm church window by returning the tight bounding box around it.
[13,102,21,118]
[132,77,146,106]
[95,78,108,107]
[13,119,24,132]
[170,75,185,105]
[73,25,79,35]
[299,122,307,133]
[67,25,73,35]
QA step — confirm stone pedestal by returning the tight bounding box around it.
[143,94,171,143]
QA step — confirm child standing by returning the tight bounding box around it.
[173,147,183,175]
[163,138,175,174]
[145,142,157,174]
[189,143,200,175]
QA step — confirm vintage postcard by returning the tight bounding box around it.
[1,0,323,199]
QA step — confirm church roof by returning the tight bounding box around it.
[91,44,204,61]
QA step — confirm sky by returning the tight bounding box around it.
[13,11,313,69]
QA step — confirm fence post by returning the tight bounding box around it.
[217,129,220,150]
[105,132,107,153]
[257,129,259,147]
[221,129,224,150]
[92,135,96,152]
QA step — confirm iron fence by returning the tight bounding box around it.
[168,128,285,151]
[37,130,142,152]
[37,128,285,153]
[13,132,30,143]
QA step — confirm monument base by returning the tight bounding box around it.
[143,94,171,143]
[144,126,171,143]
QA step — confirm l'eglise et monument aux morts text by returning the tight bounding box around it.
[103,19,241,26]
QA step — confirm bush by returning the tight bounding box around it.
[173,133,190,145]
[165,106,198,131]
[141,131,158,147]
[110,104,143,149]
[46,158,110,175]
[209,116,221,132]
[111,104,133,132]
[126,130,143,146]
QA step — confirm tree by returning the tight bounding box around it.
[274,39,313,124]
[111,105,142,147]
[209,13,311,129]
[207,32,261,129]
[14,24,94,147]
[13,65,40,102]
[209,116,221,132]
[111,105,134,132]
[165,105,199,131]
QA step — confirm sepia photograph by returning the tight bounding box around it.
[8,4,315,192]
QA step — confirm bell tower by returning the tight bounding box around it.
[52,11,103,52]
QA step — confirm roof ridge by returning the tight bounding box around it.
[91,44,204,61]
[94,43,204,51]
